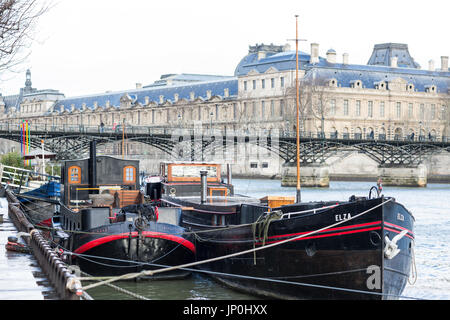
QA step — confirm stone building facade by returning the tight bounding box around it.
[1,43,449,182]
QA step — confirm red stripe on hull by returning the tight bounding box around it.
[384,222,414,238]
[74,231,196,255]
[257,226,382,245]
[384,227,414,239]
[265,220,383,241]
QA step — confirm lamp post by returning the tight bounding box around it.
[210,111,214,134]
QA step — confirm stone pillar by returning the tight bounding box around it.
[281,163,330,188]
[378,164,427,187]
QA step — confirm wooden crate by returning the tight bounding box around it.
[110,190,143,208]
[260,196,295,208]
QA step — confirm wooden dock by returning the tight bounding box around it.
[0,197,57,299]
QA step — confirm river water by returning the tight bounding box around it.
[1,180,449,300]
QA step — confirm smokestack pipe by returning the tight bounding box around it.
[226,164,232,185]
[89,140,97,189]
[200,170,208,204]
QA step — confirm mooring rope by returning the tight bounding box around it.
[81,198,394,291]
[72,251,423,300]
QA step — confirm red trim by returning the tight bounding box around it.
[257,226,382,245]
[73,231,195,255]
[266,220,382,241]
[384,222,414,237]
[384,227,414,239]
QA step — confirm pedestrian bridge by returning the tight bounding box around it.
[0,123,449,168]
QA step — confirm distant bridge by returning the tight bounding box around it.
[1,123,449,166]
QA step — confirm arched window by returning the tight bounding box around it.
[68,166,81,184]
[123,166,136,184]
[354,127,362,139]
[394,128,403,141]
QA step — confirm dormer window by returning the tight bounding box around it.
[425,85,437,93]
[328,78,338,87]
[350,80,362,88]
[374,81,386,90]
[407,83,415,92]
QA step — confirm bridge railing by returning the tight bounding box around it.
[1,122,449,143]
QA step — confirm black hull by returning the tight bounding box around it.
[71,221,196,279]
[167,196,414,299]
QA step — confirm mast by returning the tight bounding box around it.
[295,15,301,203]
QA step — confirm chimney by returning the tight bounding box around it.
[342,53,349,65]
[257,51,266,60]
[326,49,336,63]
[310,43,319,64]
[136,83,142,89]
[441,56,449,71]
[428,59,435,71]
[224,88,229,98]
[390,56,398,68]
[159,95,164,104]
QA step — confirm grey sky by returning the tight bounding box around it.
[1,0,448,97]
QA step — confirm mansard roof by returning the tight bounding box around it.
[367,43,421,69]
[51,78,238,114]
[305,63,449,92]
[234,42,449,93]
[234,50,315,76]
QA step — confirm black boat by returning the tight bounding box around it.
[151,162,415,299]
[16,142,196,279]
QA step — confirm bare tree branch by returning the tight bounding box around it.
[0,0,49,73]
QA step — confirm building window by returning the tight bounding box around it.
[408,103,413,118]
[261,79,265,89]
[420,104,425,120]
[233,103,237,120]
[271,78,275,88]
[252,102,256,116]
[198,106,201,120]
[250,162,258,168]
[280,77,285,88]
[243,81,247,91]
[396,102,401,118]
[68,166,81,184]
[330,99,336,116]
[343,99,349,116]
[215,104,219,120]
[124,166,136,184]
[380,101,385,117]
[243,102,247,116]
[252,80,256,90]
[367,101,373,118]
[431,104,436,120]
[270,100,275,116]
[262,162,269,168]
[261,101,265,118]
[356,100,361,116]
[280,100,285,116]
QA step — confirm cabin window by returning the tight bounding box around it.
[68,166,81,184]
[123,166,136,184]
